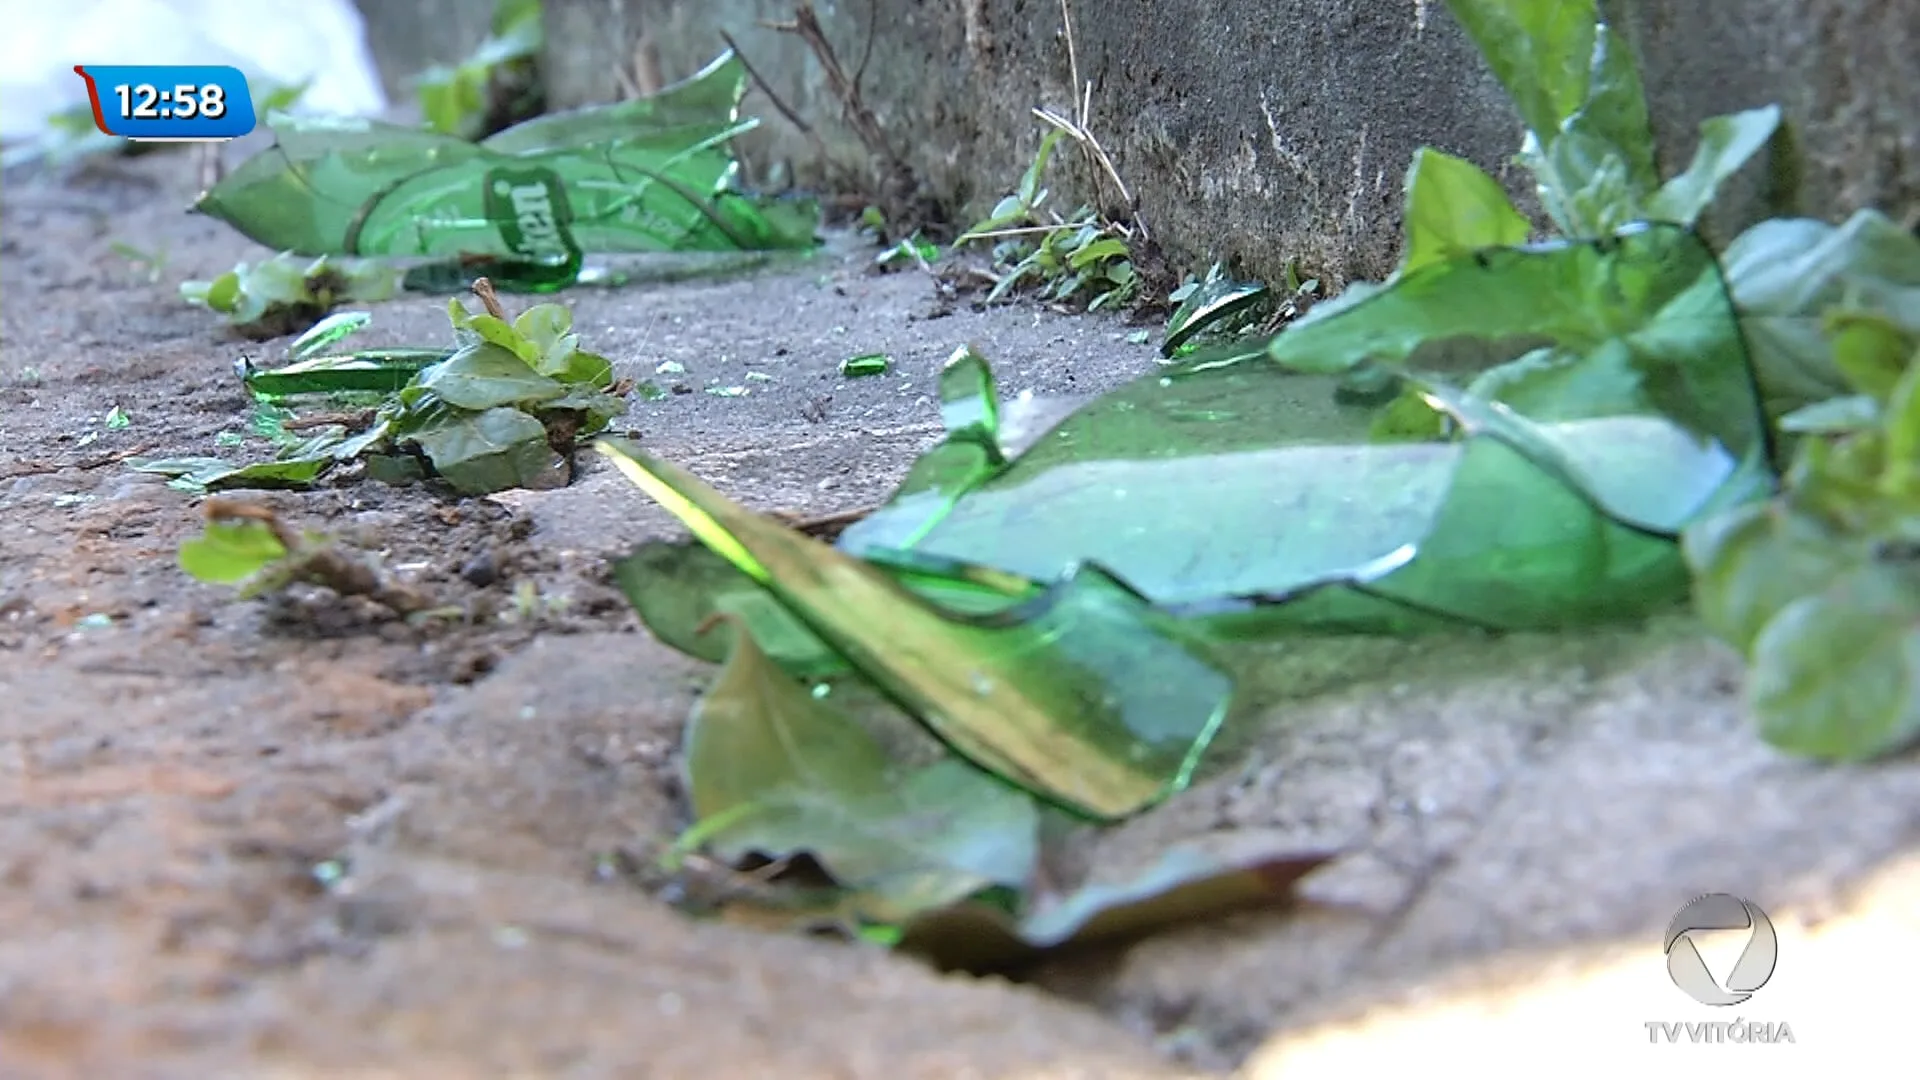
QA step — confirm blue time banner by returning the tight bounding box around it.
[73,65,256,141]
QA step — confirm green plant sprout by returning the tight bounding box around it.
[955,129,1141,310]
[139,280,627,496]
[181,253,400,340]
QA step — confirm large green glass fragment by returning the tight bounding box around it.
[838,225,1771,634]
[597,439,1233,821]
[195,51,818,287]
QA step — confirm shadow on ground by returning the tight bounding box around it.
[1,152,1913,1078]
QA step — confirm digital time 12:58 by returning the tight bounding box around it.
[117,81,226,121]
[73,64,257,142]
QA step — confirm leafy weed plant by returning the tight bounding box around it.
[1314,0,1920,760]
[955,129,1140,310]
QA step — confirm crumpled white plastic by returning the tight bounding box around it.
[0,0,387,141]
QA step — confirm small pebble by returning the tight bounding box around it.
[460,553,499,587]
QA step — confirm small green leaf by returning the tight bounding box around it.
[551,347,615,388]
[1787,429,1893,531]
[985,261,1040,304]
[1568,24,1659,194]
[1161,276,1270,356]
[1826,308,1919,404]
[415,344,567,411]
[899,839,1335,970]
[132,457,243,486]
[1880,360,1920,498]
[1017,129,1064,207]
[613,540,848,677]
[540,388,627,434]
[408,405,563,495]
[1777,395,1879,435]
[685,615,896,820]
[450,308,532,359]
[1398,147,1532,275]
[1644,106,1782,227]
[1722,210,1920,421]
[1067,237,1130,270]
[178,520,289,584]
[1681,500,1861,655]
[252,77,312,116]
[1748,565,1920,761]
[202,271,242,312]
[365,453,427,485]
[417,65,485,136]
[512,302,572,352]
[1526,124,1642,236]
[1444,0,1598,139]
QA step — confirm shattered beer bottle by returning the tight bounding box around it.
[368,165,585,294]
[192,50,819,292]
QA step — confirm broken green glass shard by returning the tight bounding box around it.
[288,311,373,359]
[840,353,892,377]
[612,539,1057,683]
[597,438,1233,820]
[838,225,1771,634]
[194,50,819,289]
[614,541,852,679]
[897,837,1335,970]
[678,613,1040,923]
[130,454,332,493]
[1162,274,1271,356]
[242,350,448,400]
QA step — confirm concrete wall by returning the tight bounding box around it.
[520,1,1917,285]
[1603,0,1918,242]
[352,0,500,101]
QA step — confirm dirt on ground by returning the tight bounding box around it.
[2,152,1916,1080]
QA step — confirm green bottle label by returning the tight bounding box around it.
[484,167,582,270]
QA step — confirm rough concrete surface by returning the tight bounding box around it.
[1606,0,1920,243]
[4,133,1918,1077]
[351,0,501,102]
[536,0,1918,285]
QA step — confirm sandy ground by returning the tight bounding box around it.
[2,151,1915,1079]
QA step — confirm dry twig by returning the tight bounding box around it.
[763,1,937,233]
[718,28,856,193]
[280,410,377,432]
[470,276,508,320]
[1045,0,1142,237]
[768,503,877,541]
[0,444,153,481]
